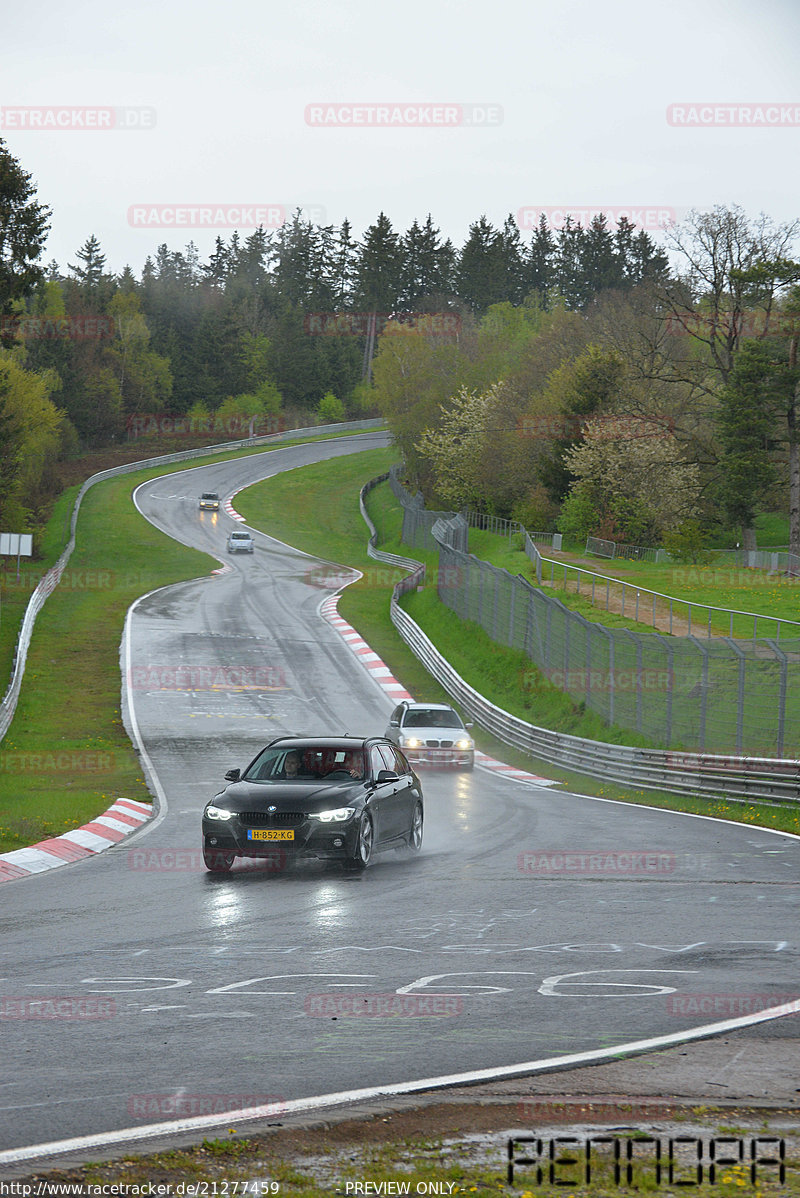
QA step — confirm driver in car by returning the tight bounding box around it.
[343,750,364,779]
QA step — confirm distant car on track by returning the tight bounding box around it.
[384,701,474,770]
[227,530,254,553]
[202,736,423,872]
[199,492,220,510]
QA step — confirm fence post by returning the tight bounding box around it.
[766,639,788,758]
[665,640,674,745]
[723,638,746,755]
[493,567,500,641]
[689,636,709,751]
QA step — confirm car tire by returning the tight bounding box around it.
[345,812,373,871]
[203,848,235,873]
[461,754,475,772]
[408,802,423,852]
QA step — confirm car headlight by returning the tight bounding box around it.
[402,737,422,748]
[456,738,473,750]
[309,807,355,823]
[204,804,233,821]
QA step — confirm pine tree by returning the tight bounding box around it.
[524,215,555,304]
[456,216,507,313]
[399,215,455,309]
[354,213,403,312]
[0,138,52,318]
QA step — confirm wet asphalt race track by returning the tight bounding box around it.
[1,431,799,1157]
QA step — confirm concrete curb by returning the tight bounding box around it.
[0,797,153,884]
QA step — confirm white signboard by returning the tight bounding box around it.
[0,533,33,556]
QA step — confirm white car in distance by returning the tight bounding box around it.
[227,530,255,554]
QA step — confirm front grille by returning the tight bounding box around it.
[424,740,454,748]
[238,811,305,828]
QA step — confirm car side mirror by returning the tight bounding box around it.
[224,768,241,781]
[465,721,474,729]
[376,769,399,783]
[388,718,399,726]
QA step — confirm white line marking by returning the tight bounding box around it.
[2,999,798,1166]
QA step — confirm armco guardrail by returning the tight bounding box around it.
[0,418,384,744]
[360,472,800,803]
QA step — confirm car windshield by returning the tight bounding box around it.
[242,745,366,781]
[201,493,218,500]
[231,533,249,539]
[402,708,462,729]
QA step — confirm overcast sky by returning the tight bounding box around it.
[2,0,799,274]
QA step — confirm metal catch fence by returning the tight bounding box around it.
[386,467,800,758]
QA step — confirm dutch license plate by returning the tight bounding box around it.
[248,830,294,841]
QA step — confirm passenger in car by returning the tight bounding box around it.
[283,751,315,778]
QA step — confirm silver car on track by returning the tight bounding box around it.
[384,701,474,770]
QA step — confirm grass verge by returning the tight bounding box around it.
[11,1104,800,1195]
[234,459,800,839]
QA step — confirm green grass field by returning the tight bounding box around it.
[467,529,800,640]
